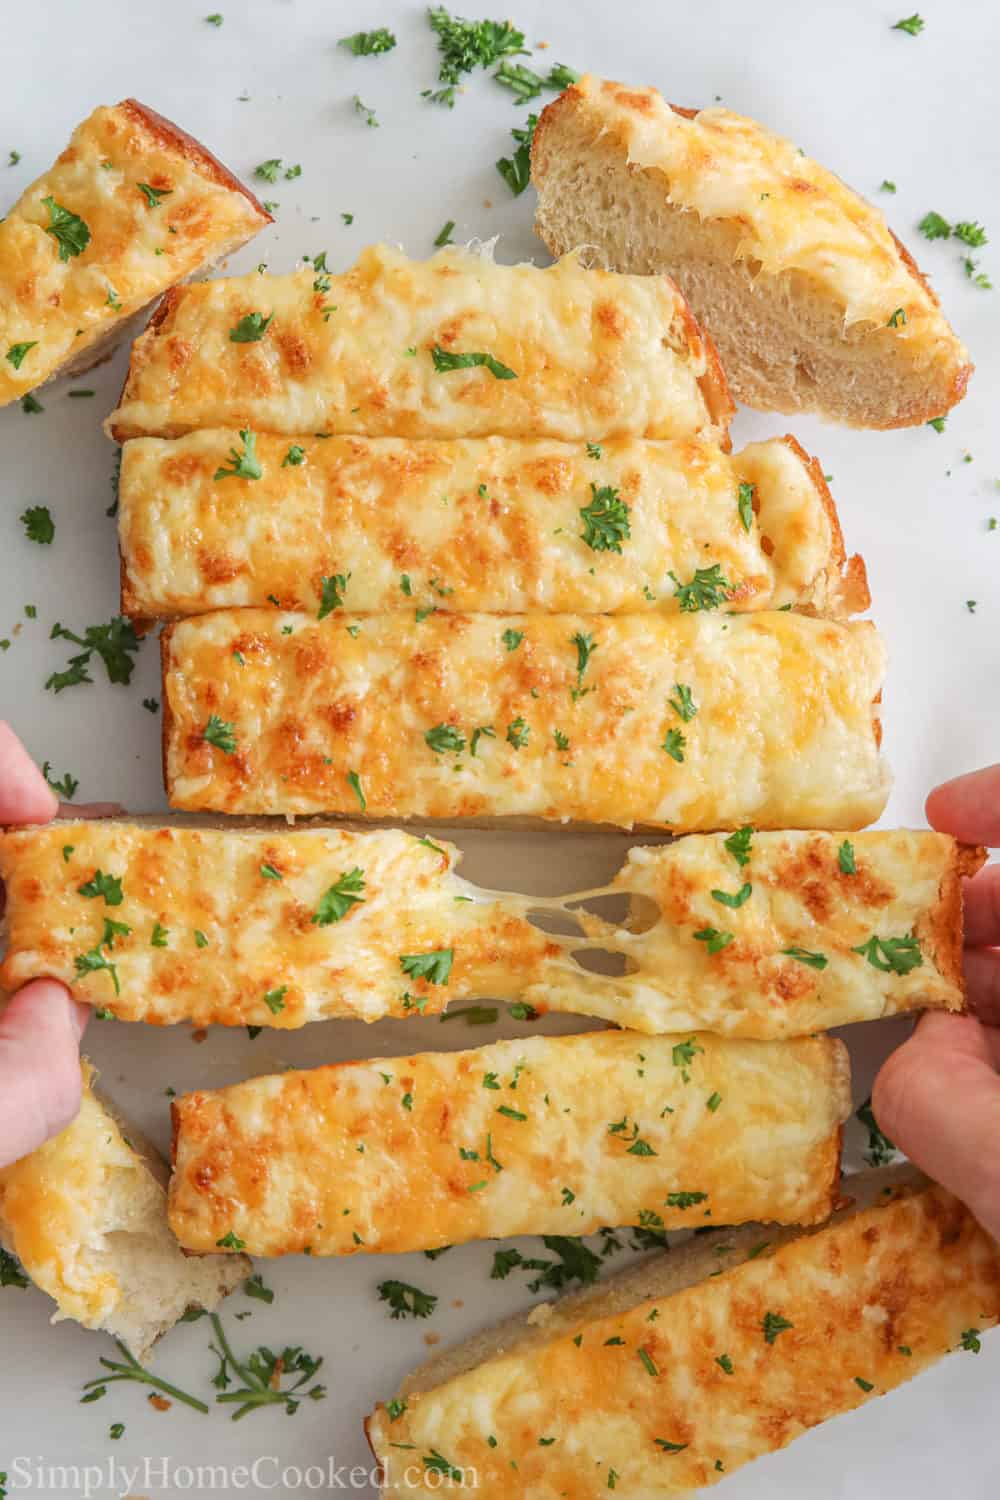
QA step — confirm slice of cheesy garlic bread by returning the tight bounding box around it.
[0,824,978,1036]
[159,608,888,829]
[366,1168,1000,1496]
[0,100,270,406]
[105,243,734,444]
[118,431,866,622]
[0,1061,248,1359]
[532,76,972,429]
[168,1031,850,1257]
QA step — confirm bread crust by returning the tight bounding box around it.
[118,99,272,221]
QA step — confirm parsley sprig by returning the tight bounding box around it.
[46,617,140,692]
[214,428,262,481]
[424,7,528,108]
[208,1314,326,1420]
[579,483,630,553]
[377,1280,438,1319]
[82,1339,209,1414]
[340,28,396,55]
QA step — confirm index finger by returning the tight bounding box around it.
[926,763,1000,848]
[0,721,58,825]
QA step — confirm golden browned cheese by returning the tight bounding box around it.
[105,243,734,443]
[0,1062,248,1356]
[0,100,269,404]
[366,1171,1000,1495]
[118,431,867,621]
[160,609,889,829]
[168,1031,850,1255]
[0,825,975,1036]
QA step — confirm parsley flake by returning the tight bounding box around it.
[21,505,54,544]
[431,344,516,379]
[399,949,453,985]
[377,1280,437,1320]
[694,927,733,955]
[579,483,630,553]
[669,563,731,612]
[203,715,237,754]
[42,197,90,260]
[229,311,273,343]
[214,428,262,481]
[762,1312,793,1343]
[312,867,366,925]
[852,933,923,975]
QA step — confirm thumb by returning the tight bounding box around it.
[0,980,91,1169]
[872,1012,1000,1242]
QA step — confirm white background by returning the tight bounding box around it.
[1,0,999,1494]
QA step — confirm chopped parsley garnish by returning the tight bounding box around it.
[716,1353,735,1374]
[693,927,733,955]
[20,505,54,544]
[668,683,697,722]
[434,220,456,247]
[423,1453,463,1482]
[881,180,897,192]
[386,1398,407,1421]
[280,444,305,469]
[546,63,580,89]
[497,1105,527,1122]
[579,483,630,553]
[737,481,755,531]
[214,428,262,481]
[570,630,597,695]
[229,311,272,343]
[838,838,856,875]
[312,867,366,925]
[78,869,123,906]
[669,563,731,612]
[960,1328,982,1353]
[762,1312,794,1343]
[425,723,466,754]
[244,1274,273,1304]
[207,1314,325,1418]
[42,196,91,260]
[856,1096,897,1167]
[46,617,140,691]
[431,344,517,379]
[142,697,159,713]
[919,210,951,240]
[194,930,209,948]
[82,1338,209,1415]
[203,714,238,754]
[255,159,283,182]
[506,716,529,748]
[424,7,528,108]
[608,1116,656,1156]
[638,1348,659,1377]
[137,182,171,209]
[852,933,923,975]
[711,882,751,909]
[6,341,37,370]
[927,416,946,432]
[665,1190,708,1210]
[399,949,454,985]
[781,946,828,970]
[340,28,396,55]
[43,763,78,800]
[8,149,21,165]
[724,825,753,867]
[855,1376,875,1392]
[887,307,907,328]
[0,1247,30,1287]
[21,393,44,413]
[217,1230,246,1250]
[955,221,988,247]
[74,939,121,996]
[318,571,350,619]
[353,96,379,128]
[502,628,524,652]
[654,1438,688,1453]
[662,728,686,763]
[205,12,223,23]
[377,1280,438,1320]
[346,769,366,809]
[892,13,924,34]
[262,986,287,1014]
[554,729,570,751]
[494,60,544,103]
[496,113,537,195]
[261,863,284,880]
[150,923,169,948]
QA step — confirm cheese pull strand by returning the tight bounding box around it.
[0,823,981,1037]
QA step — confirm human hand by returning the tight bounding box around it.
[0,722,90,1170]
[873,764,1000,1240]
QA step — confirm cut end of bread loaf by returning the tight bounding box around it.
[0,1062,248,1360]
[532,78,972,428]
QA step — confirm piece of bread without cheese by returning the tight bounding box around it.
[158,608,889,830]
[531,76,972,429]
[105,242,734,445]
[0,824,978,1036]
[117,431,867,622]
[0,1061,249,1359]
[167,1030,851,1256]
[0,100,271,406]
[366,1167,1000,1496]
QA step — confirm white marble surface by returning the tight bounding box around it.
[1,0,998,1494]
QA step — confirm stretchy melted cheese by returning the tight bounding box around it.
[0,100,269,405]
[367,1170,1000,1496]
[106,243,733,443]
[0,825,975,1036]
[160,609,888,829]
[168,1031,850,1256]
[547,76,964,339]
[119,432,866,621]
[0,1062,248,1358]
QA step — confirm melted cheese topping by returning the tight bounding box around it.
[368,1179,1000,1495]
[168,1031,848,1256]
[0,1062,245,1343]
[570,75,958,335]
[0,101,267,405]
[119,431,865,620]
[0,826,967,1037]
[106,243,732,443]
[162,609,889,829]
